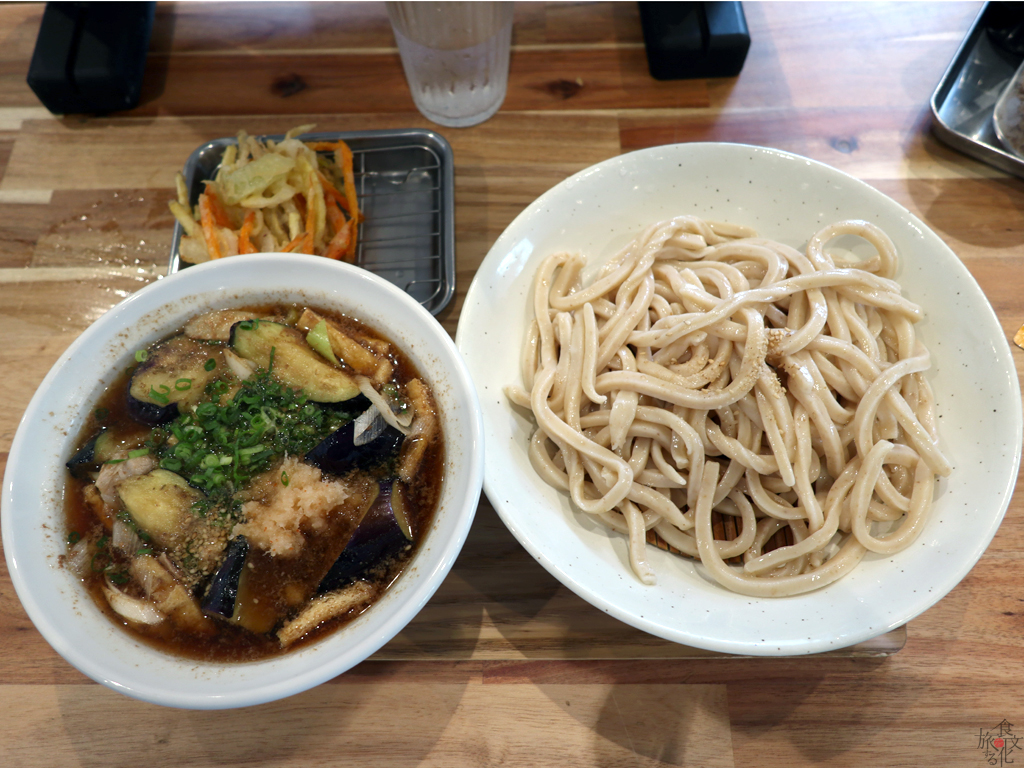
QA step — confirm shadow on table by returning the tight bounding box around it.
[54,679,465,768]
[375,494,711,662]
[912,129,1024,250]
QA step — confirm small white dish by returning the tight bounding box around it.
[2,254,484,708]
[456,142,1021,656]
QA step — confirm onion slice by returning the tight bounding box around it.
[102,576,164,625]
[224,348,257,381]
[66,538,93,579]
[355,376,411,434]
[111,518,141,555]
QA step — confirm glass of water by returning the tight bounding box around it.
[386,1,514,128]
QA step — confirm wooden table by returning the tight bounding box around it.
[1,2,1021,765]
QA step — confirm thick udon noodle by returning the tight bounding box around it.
[506,216,951,597]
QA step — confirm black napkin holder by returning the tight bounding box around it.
[639,2,750,80]
[26,1,155,115]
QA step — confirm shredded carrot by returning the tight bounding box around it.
[202,182,232,228]
[317,170,351,215]
[325,198,346,232]
[198,194,223,260]
[281,232,314,254]
[305,176,320,248]
[306,141,342,151]
[345,224,358,262]
[281,232,306,253]
[305,207,316,246]
[325,189,356,262]
[323,219,351,261]
[238,211,257,254]
[337,142,361,224]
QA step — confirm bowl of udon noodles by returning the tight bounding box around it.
[456,142,1022,655]
[2,254,483,708]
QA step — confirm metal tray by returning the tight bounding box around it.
[931,2,1024,179]
[169,129,456,316]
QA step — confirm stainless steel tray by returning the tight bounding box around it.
[169,129,456,316]
[931,2,1024,179]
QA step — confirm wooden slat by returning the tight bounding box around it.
[125,47,705,118]
[0,680,735,768]
[147,1,646,53]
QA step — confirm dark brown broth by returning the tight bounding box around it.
[64,304,444,662]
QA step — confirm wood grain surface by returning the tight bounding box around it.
[2,2,1023,766]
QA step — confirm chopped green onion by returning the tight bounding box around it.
[67,531,81,546]
[281,470,290,486]
[90,536,110,573]
[128,447,150,459]
[149,384,171,405]
[175,378,193,391]
[148,363,353,521]
[196,402,219,419]
[204,358,217,372]
[206,380,230,398]
[306,320,339,365]
[94,407,109,421]
[135,349,149,363]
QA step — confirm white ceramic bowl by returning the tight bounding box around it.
[2,254,484,708]
[456,142,1022,656]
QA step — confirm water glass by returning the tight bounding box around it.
[386,2,514,128]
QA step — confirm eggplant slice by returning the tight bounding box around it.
[305,405,404,476]
[117,468,201,548]
[201,536,250,619]
[318,478,413,593]
[127,335,224,425]
[65,429,119,478]
[230,319,361,403]
[207,474,379,633]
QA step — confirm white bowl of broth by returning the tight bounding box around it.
[1,254,483,709]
